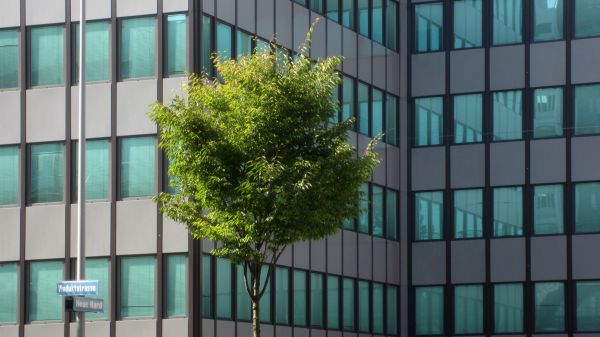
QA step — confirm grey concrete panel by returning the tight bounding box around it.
[387,145,400,190]
[533,335,567,337]
[257,0,274,39]
[116,80,157,136]
[25,205,65,260]
[343,332,357,337]
[237,322,252,337]
[490,141,525,186]
[574,334,600,337]
[279,245,292,266]
[311,13,326,59]
[411,147,445,191]
[343,27,357,77]
[530,138,566,184]
[163,216,188,253]
[116,199,157,255]
[328,331,342,337]
[0,325,19,337]
[490,238,526,282]
[71,83,111,139]
[26,87,66,143]
[275,325,291,337]
[451,240,485,284]
[0,0,19,28]
[293,240,310,269]
[572,136,600,182]
[573,234,600,279]
[492,335,525,337]
[293,327,309,337]
[216,0,236,25]
[216,320,235,337]
[237,0,256,33]
[372,44,386,89]
[387,51,400,96]
[373,145,387,186]
[358,233,372,280]
[71,0,111,21]
[327,231,342,275]
[260,324,274,337]
[572,38,600,84]
[70,202,111,257]
[411,241,446,285]
[202,319,214,337]
[357,35,372,83]
[69,321,110,337]
[25,0,64,25]
[311,329,326,337]
[343,230,357,277]
[327,21,342,58]
[202,239,214,253]
[411,52,445,97]
[293,4,309,52]
[490,45,525,90]
[450,144,485,189]
[372,237,386,282]
[0,207,20,262]
[163,0,187,13]
[24,323,63,337]
[275,0,292,49]
[116,0,156,17]
[162,77,187,105]
[115,319,156,337]
[203,0,214,15]
[530,41,566,87]
[310,238,326,272]
[450,48,485,94]
[531,236,567,281]
[0,90,20,145]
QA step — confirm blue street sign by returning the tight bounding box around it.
[72,297,104,313]
[56,280,99,296]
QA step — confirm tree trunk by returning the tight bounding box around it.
[252,275,261,337]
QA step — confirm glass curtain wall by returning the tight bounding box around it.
[0,29,19,89]
[72,21,109,83]
[414,3,443,52]
[453,0,483,48]
[30,25,64,86]
[0,146,18,205]
[120,17,156,79]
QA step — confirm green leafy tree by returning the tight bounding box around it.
[150,23,379,337]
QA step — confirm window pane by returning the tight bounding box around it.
[216,258,232,319]
[293,270,307,326]
[166,255,186,318]
[535,282,564,332]
[494,283,523,333]
[373,283,384,334]
[577,281,600,331]
[358,183,369,233]
[72,139,110,201]
[358,82,369,135]
[358,0,369,36]
[236,30,252,58]
[327,0,339,22]
[259,265,271,323]
[342,0,355,30]
[372,185,384,237]
[85,258,109,320]
[372,88,383,137]
[372,0,384,43]
[574,84,600,136]
[120,256,155,318]
[415,191,444,240]
[0,29,19,89]
[386,94,398,145]
[30,25,64,86]
[216,22,232,61]
[73,21,109,83]
[358,280,369,332]
[533,184,564,235]
[533,87,563,138]
[415,286,444,335]
[414,3,443,52]
[29,261,63,322]
[415,96,443,146]
[326,276,339,329]
[201,15,213,74]
[386,0,398,50]
[387,285,398,335]
[0,146,18,205]
[342,278,354,331]
[275,267,289,324]
[454,93,483,143]
[202,255,212,318]
[342,76,355,122]
[455,285,483,334]
[386,189,398,240]
[120,17,156,79]
[493,0,523,45]
[575,0,600,38]
[167,14,187,75]
[493,90,523,140]
[575,182,600,233]
[119,136,155,198]
[454,189,483,239]
[310,273,323,327]
[236,265,251,321]
[29,143,64,204]
[0,263,18,324]
[454,0,483,48]
[311,0,324,13]
[493,186,523,237]
[533,0,563,41]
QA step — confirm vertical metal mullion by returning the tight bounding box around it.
[18,0,27,334]
[565,0,574,333]
[64,1,73,334]
[109,0,118,334]
[156,1,165,334]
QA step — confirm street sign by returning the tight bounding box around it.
[66,297,104,313]
[57,280,99,296]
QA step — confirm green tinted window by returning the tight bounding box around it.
[236,265,251,321]
[29,143,64,204]
[259,265,271,323]
[372,88,384,137]
[534,282,564,332]
[386,94,398,145]
[166,255,186,318]
[0,29,18,89]
[386,189,398,239]
[72,139,109,201]
[533,87,563,138]
[533,184,564,235]
[372,283,384,334]
[120,256,155,318]
[342,278,354,331]
[454,93,483,143]
[73,21,110,83]
[454,0,483,48]
[574,84,600,136]
[30,25,64,86]
[310,273,323,327]
[493,90,523,140]
[415,286,444,335]
[119,136,155,198]
[167,14,187,75]
[415,3,443,52]
[358,183,369,233]
[372,0,384,43]
[358,0,369,36]
[493,186,523,237]
[415,96,443,146]
[216,258,232,319]
[372,185,384,237]
[29,260,63,322]
[575,0,600,38]
[576,281,600,331]
[493,0,522,45]
[386,0,398,50]
[311,0,324,12]
[455,285,483,334]
[0,146,18,205]
[415,191,444,240]
[293,270,307,326]
[494,283,523,333]
[358,280,369,332]
[387,285,398,334]
[201,16,213,74]
[216,22,232,61]
[326,276,339,329]
[533,0,563,41]
[275,267,289,324]
[120,17,156,79]
[0,263,18,324]
[236,30,253,58]
[575,182,600,233]
[342,0,355,29]
[454,189,483,239]
[342,76,355,122]
[358,82,369,135]
[86,258,109,320]
[202,255,212,318]
[327,0,339,22]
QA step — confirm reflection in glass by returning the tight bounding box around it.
[533,184,564,235]
[533,0,563,41]
[576,281,600,331]
[534,282,565,332]
[575,182,600,233]
[575,0,600,38]
[574,84,600,135]
[493,90,523,140]
[415,96,443,146]
[493,0,523,45]
[415,286,444,335]
[494,283,523,333]
[533,87,563,138]
[415,3,443,52]
[454,93,483,143]
[454,189,483,239]
[455,285,483,334]
[454,0,483,48]
[493,186,523,237]
[415,191,444,240]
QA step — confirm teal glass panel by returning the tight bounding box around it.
[236,265,251,321]
[30,25,64,86]
[0,29,18,89]
[85,258,109,320]
[120,17,156,79]
[493,186,523,237]
[342,0,355,29]
[167,14,187,75]
[29,261,63,322]
[372,185,384,237]
[358,183,369,233]
[372,283,384,334]
[201,15,213,74]
[453,0,483,48]
[493,90,523,140]
[275,267,289,324]
[415,191,444,240]
[166,255,186,318]
[494,283,523,333]
[330,85,340,124]
[534,282,564,332]
[575,0,600,38]
[386,189,398,239]
[119,136,155,198]
[202,255,212,318]
[342,76,355,122]
[0,146,18,205]
[415,96,443,146]
[342,278,354,331]
[533,87,563,138]
[414,3,443,52]
[310,273,323,328]
[574,84,600,135]
[72,139,110,201]
[387,285,398,334]
[29,143,64,204]
[294,0,307,6]
[236,30,252,58]
[372,88,383,137]
[72,21,110,83]
[533,0,563,41]
[259,265,271,323]
[358,0,369,36]
[533,184,564,235]
[216,258,232,319]
[454,93,483,143]
[455,285,483,334]
[293,270,307,326]
[0,263,18,324]
[415,286,444,335]
[120,256,155,318]
[372,0,384,43]
[327,0,339,22]
[454,189,483,239]
[358,280,369,332]
[326,275,340,329]
[576,281,600,331]
[493,0,522,45]
[575,182,600,233]
[358,82,369,135]
[311,0,324,13]
[216,22,232,61]
[386,94,398,145]
[386,0,398,50]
